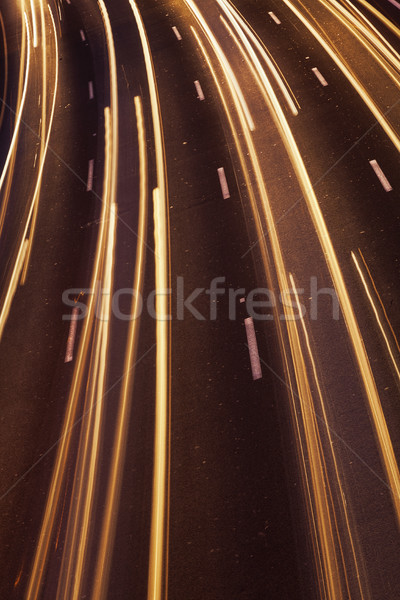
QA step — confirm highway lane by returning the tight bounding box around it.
[137,1,400,599]
[0,1,104,597]
[16,2,159,598]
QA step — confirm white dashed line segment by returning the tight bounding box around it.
[80,29,86,42]
[194,80,205,100]
[268,11,281,24]
[64,307,79,363]
[88,81,94,100]
[312,67,328,86]
[369,159,393,191]
[244,317,262,380]
[217,167,230,199]
[86,159,94,191]
[172,26,182,40]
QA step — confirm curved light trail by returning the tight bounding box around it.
[128,4,171,600]
[26,0,119,596]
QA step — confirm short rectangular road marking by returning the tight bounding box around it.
[244,317,262,380]
[312,67,328,86]
[194,80,205,100]
[369,159,393,192]
[65,307,79,363]
[268,11,281,24]
[217,167,230,199]
[172,26,182,40]
[86,159,94,191]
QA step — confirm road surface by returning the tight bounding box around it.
[0,0,399,598]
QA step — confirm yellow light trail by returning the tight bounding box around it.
[29,0,38,48]
[351,0,400,40]
[187,10,348,596]
[26,0,120,591]
[0,10,9,129]
[352,250,400,384]
[91,96,148,600]
[289,273,366,599]
[128,4,170,600]
[218,0,299,116]
[204,0,400,530]
[341,0,400,55]
[318,0,400,87]
[0,9,29,238]
[282,0,400,153]
[0,2,60,340]
[277,0,400,526]
[55,0,120,591]
[187,0,390,592]
[21,0,51,284]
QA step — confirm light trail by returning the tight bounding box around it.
[188,16,349,597]
[275,0,400,526]
[289,273,366,599]
[0,10,9,129]
[26,103,116,600]
[55,0,120,592]
[218,0,299,116]
[332,0,400,66]
[187,0,393,591]
[0,10,29,239]
[21,0,52,284]
[29,0,38,47]
[26,0,120,593]
[319,0,400,88]
[351,0,400,40]
[91,96,148,600]
[128,4,170,600]
[282,0,400,153]
[352,250,400,383]
[184,0,255,131]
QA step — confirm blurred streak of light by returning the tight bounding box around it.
[21,0,52,284]
[57,105,117,600]
[97,0,118,204]
[319,0,400,87]
[58,201,117,600]
[351,0,400,39]
[26,103,116,598]
[91,95,148,600]
[14,565,24,589]
[352,250,400,383]
[280,0,400,524]
[0,15,24,236]
[217,0,299,115]
[184,0,255,131]
[343,0,400,49]
[0,12,34,340]
[282,0,400,152]
[289,273,366,599]
[30,0,38,47]
[0,10,9,128]
[128,4,170,600]
[336,0,400,65]
[188,20,348,598]
[26,0,120,584]
[190,0,391,588]
[285,283,346,600]
[0,10,29,236]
